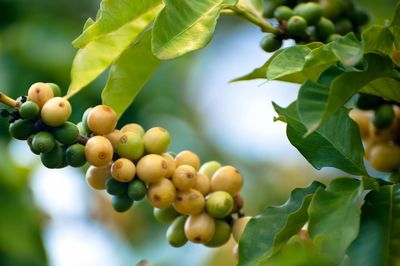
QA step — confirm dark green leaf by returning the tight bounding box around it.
[390,3,400,49]
[363,25,394,56]
[361,77,400,103]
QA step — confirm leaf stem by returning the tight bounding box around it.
[227,6,277,33]
[0,92,17,108]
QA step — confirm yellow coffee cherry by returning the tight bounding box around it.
[349,109,372,139]
[172,165,197,191]
[111,158,136,183]
[85,136,114,167]
[184,212,215,244]
[41,97,72,127]
[104,129,123,150]
[121,123,145,137]
[193,172,210,195]
[143,127,171,154]
[85,165,111,190]
[369,143,400,172]
[233,244,239,261]
[211,166,243,196]
[27,82,54,109]
[231,194,244,214]
[175,150,201,170]
[87,105,117,135]
[136,154,168,183]
[162,153,176,178]
[147,178,177,208]
[173,189,205,215]
[232,216,251,242]
[368,118,399,144]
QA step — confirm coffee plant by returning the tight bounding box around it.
[0,0,399,265]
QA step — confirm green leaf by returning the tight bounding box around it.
[308,178,363,264]
[273,102,366,175]
[347,184,400,266]
[361,77,400,103]
[331,33,364,67]
[238,181,324,266]
[102,31,160,118]
[390,3,400,50]
[236,0,264,17]
[363,25,394,56]
[68,0,163,97]
[152,0,226,60]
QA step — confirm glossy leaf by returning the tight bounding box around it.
[363,25,394,56]
[273,102,366,175]
[331,33,363,67]
[68,0,163,97]
[308,178,363,264]
[102,31,161,118]
[361,77,400,103]
[391,3,400,49]
[152,0,226,60]
[236,0,264,17]
[238,182,324,266]
[347,185,400,266]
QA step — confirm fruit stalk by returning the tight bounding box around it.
[228,6,278,33]
[0,92,17,108]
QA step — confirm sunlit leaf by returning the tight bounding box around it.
[331,33,364,67]
[363,25,394,56]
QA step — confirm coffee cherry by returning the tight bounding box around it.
[206,191,234,219]
[117,132,144,161]
[166,216,188,247]
[274,5,293,20]
[349,110,372,139]
[120,123,145,137]
[154,206,180,224]
[184,212,215,244]
[27,82,54,109]
[85,136,113,167]
[53,122,79,145]
[19,101,39,119]
[32,131,55,153]
[27,136,40,155]
[136,154,168,183]
[335,19,353,35]
[231,194,245,214]
[127,179,147,200]
[233,244,239,261]
[294,2,323,25]
[175,150,201,170]
[143,127,171,154]
[211,166,243,196]
[352,9,369,26]
[232,216,251,242]
[199,161,222,178]
[355,93,384,110]
[46,83,62,97]
[172,165,197,191]
[40,143,65,169]
[81,107,93,134]
[111,194,133,213]
[41,97,72,127]
[111,158,136,183]
[162,153,176,178]
[369,143,400,172]
[193,172,210,195]
[9,119,35,140]
[373,105,394,129]
[147,178,176,209]
[174,189,205,215]
[205,220,231,247]
[260,35,282,53]
[77,122,88,137]
[105,178,127,195]
[104,129,123,150]
[86,165,110,190]
[287,15,308,36]
[320,0,342,20]
[316,17,335,40]
[65,144,86,167]
[87,105,117,135]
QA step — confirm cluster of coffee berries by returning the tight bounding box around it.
[260,0,369,52]
[349,93,400,173]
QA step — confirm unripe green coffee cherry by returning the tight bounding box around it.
[273,5,293,20]
[172,165,197,191]
[287,16,308,36]
[352,9,369,26]
[32,131,55,153]
[154,206,180,224]
[85,136,114,167]
[373,105,394,129]
[294,2,323,25]
[9,119,35,140]
[27,82,54,109]
[27,136,40,155]
[66,144,86,167]
[205,220,232,247]
[327,33,342,42]
[105,178,127,196]
[87,105,117,135]
[175,150,201,170]
[81,107,93,134]
[184,212,215,244]
[46,83,62,97]
[143,127,170,154]
[19,101,39,119]
[206,191,234,219]
[111,194,133,213]
[199,161,222,178]
[127,179,147,201]
[41,97,72,127]
[316,17,335,40]
[147,178,176,209]
[320,0,342,20]
[211,166,243,196]
[173,189,205,215]
[53,122,79,145]
[86,165,111,190]
[232,216,251,242]
[193,172,210,195]
[355,93,384,110]
[121,123,145,137]
[166,216,188,247]
[77,122,88,137]
[40,143,64,169]
[136,154,168,183]
[162,153,176,178]
[260,35,282,53]
[111,158,136,183]
[335,19,353,35]
[117,132,144,161]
